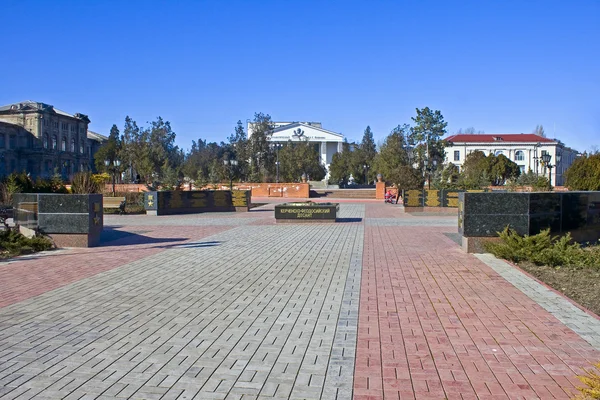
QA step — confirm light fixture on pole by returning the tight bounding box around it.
[270,143,283,183]
[223,159,238,190]
[105,159,121,196]
[363,164,369,185]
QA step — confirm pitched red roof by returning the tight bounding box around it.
[445,134,555,143]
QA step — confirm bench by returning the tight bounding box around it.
[104,197,126,214]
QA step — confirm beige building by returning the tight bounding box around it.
[444,133,579,186]
[0,101,106,180]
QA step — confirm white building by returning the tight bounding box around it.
[444,133,579,186]
[247,121,344,178]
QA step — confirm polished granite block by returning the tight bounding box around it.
[145,190,250,215]
[462,192,530,215]
[38,214,91,234]
[463,214,529,237]
[38,194,92,213]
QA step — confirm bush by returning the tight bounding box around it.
[565,153,600,191]
[71,172,101,194]
[574,361,600,399]
[485,227,600,268]
[0,229,54,258]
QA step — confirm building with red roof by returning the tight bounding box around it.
[444,133,579,186]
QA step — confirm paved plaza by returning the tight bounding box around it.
[0,201,599,400]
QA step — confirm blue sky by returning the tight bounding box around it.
[1,0,598,152]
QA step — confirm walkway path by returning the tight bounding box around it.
[0,202,598,399]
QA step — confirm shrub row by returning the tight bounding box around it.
[485,227,600,268]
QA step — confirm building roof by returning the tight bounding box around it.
[0,100,90,122]
[87,130,108,142]
[271,122,343,138]
[445,134,556,144]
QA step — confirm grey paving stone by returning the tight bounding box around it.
[0,205,365,399]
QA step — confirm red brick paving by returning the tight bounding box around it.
[355,223,599,400]
[0,225,229,308]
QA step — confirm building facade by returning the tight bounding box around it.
[0,101,107,180]
[444,133,579,186]
[247,121,344,178]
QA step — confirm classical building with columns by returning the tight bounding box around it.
[444,133,579,186]
[0,100,107,180]
[247,121,344,178]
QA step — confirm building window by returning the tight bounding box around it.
[80,141,85,154]
[515,150,524,161]
[61,137,67,151]
[70,139,75,152]
[43,134,49,149]
[453,150,460,161]
[61,122,69,131]
[70,125,76,133]
[494,150,504,156]
[53,121,59,129]
[80,127,85,134]
[52,135,57,150]
[0,134,5,149]
[9,135,17,149]
[519,165,525,173]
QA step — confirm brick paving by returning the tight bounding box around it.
[354,215,600,400]
[0,202,599,399]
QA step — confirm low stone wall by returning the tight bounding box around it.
[13,193,103,247]
[237,183,309,198]
[458,191,600,252]
[144,190,251,215]
[104,183,148,193]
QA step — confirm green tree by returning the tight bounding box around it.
[278,140,326,182]
[247,113,274,182]
[328,140,363,186]
[409,107,448,166]
[373,124,411,184]
[228,120,249,181]
[459,150,492,189]
[487,154,521,185]
[94,124,122,173]
[360,126,377,183]
[565,153,600,190]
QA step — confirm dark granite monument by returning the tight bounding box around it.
[144,190,250,215]
[274,202,339,223]
[458,191,600,252]
[13,193,103,247]
[403,189,487,209]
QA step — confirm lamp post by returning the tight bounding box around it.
[363,164,369,185]
[223,159,238,190]
[104,159,121,196]
[423,159,437,190]
[541,152,561,188]
[533,142,542,175]
[270,143,282,183]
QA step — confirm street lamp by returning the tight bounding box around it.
[541,152,561,188]
[423,159,437,190]
[533,142,542,175]
[105,159,121,196]
[223,159,238,190]
[363,164,369,185]
[270,143,283,183]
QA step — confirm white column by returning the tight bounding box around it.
[320,142,327,165]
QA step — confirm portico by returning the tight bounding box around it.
[248,121,344,178]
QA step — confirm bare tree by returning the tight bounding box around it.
[533,125,546,137]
